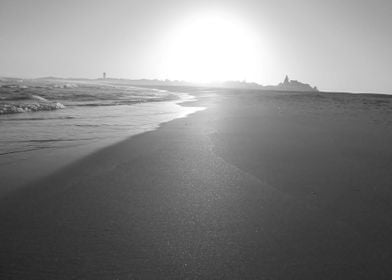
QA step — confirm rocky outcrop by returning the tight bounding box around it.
[270,75,318,92]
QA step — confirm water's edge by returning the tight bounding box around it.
[0,89,205,195]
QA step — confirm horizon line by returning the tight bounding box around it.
[1,75,391,96]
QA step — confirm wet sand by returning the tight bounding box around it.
[1,88,392,279]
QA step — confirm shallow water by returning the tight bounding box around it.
[0,84,204,192]
[0,92,201,157]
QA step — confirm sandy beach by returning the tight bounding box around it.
[1,88,392,279]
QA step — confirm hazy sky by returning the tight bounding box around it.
[0,0,391,93]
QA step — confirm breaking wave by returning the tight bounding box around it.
[0,80,174,115]
[0,99,65,115]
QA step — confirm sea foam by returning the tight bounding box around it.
[0,101,65,115]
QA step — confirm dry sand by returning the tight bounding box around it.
[1,88,392,279]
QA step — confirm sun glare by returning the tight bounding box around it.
[162,12,267,83]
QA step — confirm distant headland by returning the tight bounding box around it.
[96,74,319,92]
[2,75,319,93]
[272,75,318,92]
[217,75,318,92]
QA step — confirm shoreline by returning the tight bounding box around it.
[1,89,392,278]
[0,89,204,196]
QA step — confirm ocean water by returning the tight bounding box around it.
[0,90,200,157]
[0,80,204,191]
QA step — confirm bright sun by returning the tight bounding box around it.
[162,12,267,83]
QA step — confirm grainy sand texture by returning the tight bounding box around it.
[1,88,392,279]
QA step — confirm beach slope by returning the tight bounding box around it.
[1,89,392,279]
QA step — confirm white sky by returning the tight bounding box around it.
[0,0,391,93]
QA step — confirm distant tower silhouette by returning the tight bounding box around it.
[103,72,106,79]
[284,75,290,84]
